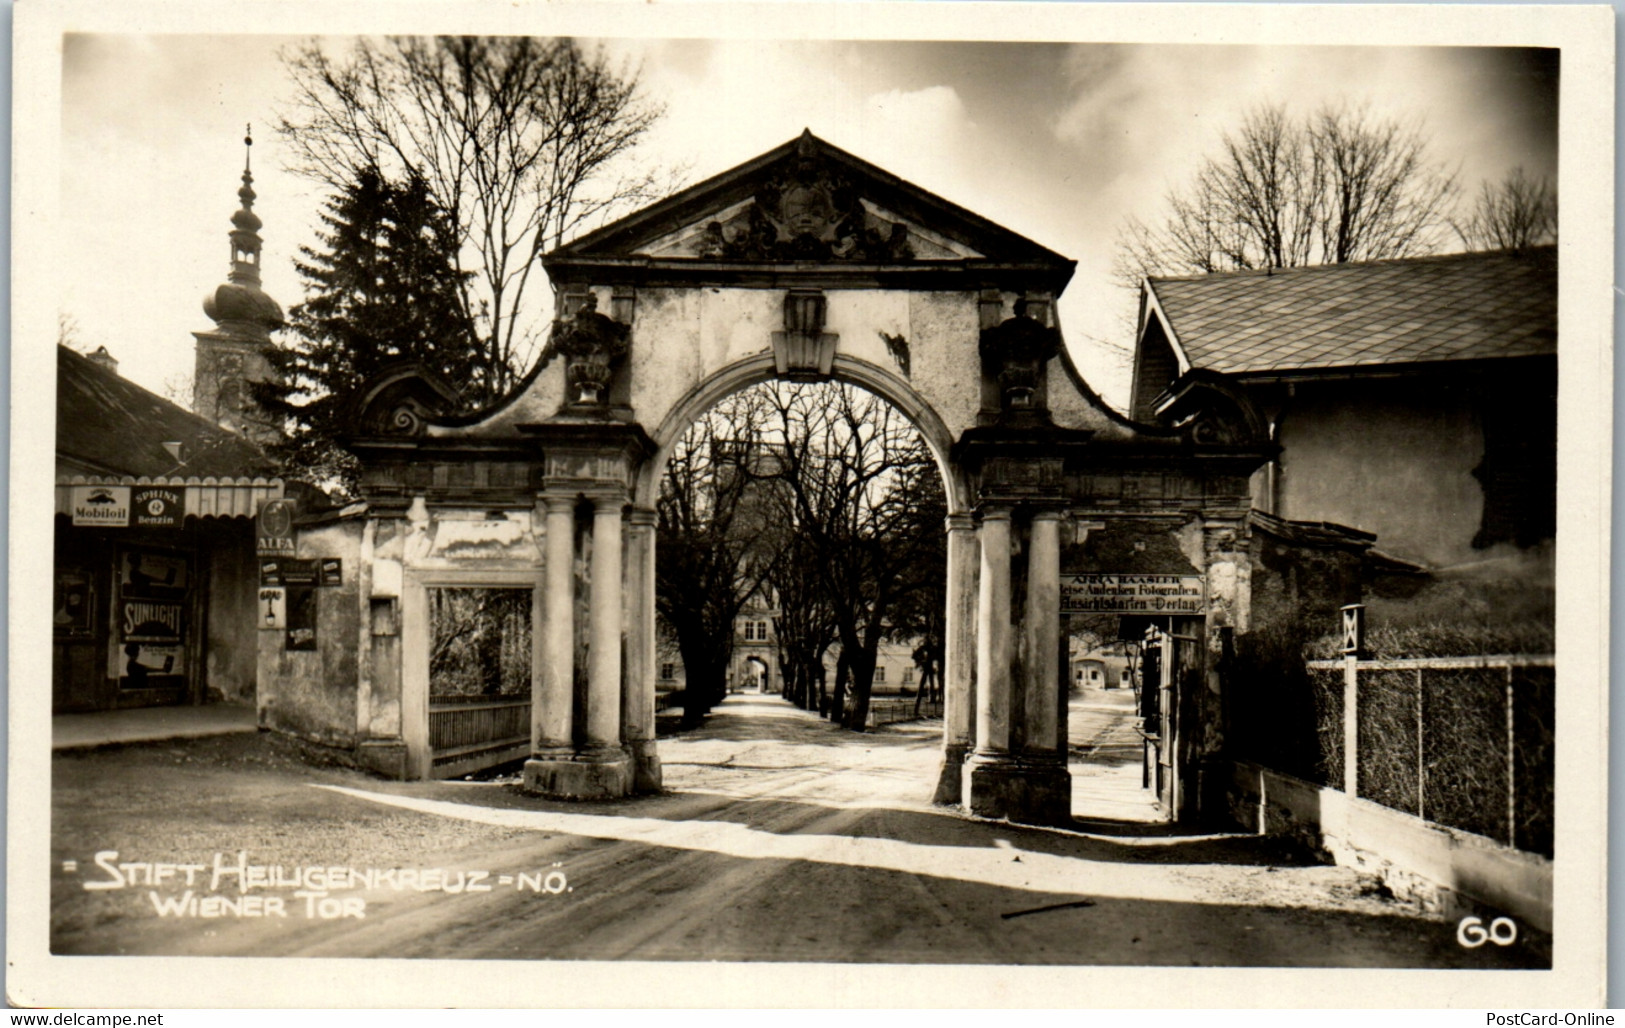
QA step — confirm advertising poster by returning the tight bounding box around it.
[285,587,318,651]
[114,549,188,686]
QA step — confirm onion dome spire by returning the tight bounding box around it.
[202,124,284,340]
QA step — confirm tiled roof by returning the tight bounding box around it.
[57,345,272,479]
[1147,247,1556,376]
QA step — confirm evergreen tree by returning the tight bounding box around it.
[254,167,479,493]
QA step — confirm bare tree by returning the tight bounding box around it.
[768,530,838,715]
[1115,102,1460,286]
[278,36,666,403]
[1452,167,1557,250]
[656,390,786,727]
[759,381,946,732]
[58,312,85,351]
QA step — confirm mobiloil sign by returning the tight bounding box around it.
[71,485,131,527]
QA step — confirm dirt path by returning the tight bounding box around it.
[50,694,1546,967]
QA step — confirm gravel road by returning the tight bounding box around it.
[50,693,1547,968]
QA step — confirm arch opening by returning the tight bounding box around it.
[648,363,953,745]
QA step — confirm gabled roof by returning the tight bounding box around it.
[545,130,1073,290]
[57,345,272,479]
[1143,246,1556,377]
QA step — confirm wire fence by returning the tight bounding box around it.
[1307,654,1554,857]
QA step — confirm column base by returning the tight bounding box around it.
[522,749,633,800]
[962,755,1072,826]
[355,740,409,781]
[629,739,663,794]
[933,742,972,805]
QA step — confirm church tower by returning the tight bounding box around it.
[193,126,283,441]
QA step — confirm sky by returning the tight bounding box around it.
[57,32,1558,411]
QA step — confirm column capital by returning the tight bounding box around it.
[976,504,1014,522]
[588,493,628,514]
[1030,509,1067,524]
[627,506,658,529]
[538,489,579,511]
[945,512,977,533]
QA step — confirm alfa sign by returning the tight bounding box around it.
[1060,574,1205,615]
[71,485,130,527]
[257,499,296,556]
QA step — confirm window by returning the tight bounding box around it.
[743,620,769,642]
[660,662,675,680]
[873,667,886,683]
[903,668,914,684]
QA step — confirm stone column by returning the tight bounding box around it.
[536,495,575,752]
[973,507,1013,756]
[964,506,1072,826]
[934,513,979,804]
[622,506,662,793]
[1023,510,1064,756]
[586,497,626,752]
[524,493,582,796]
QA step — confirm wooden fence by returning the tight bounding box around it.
[428,695,531,779]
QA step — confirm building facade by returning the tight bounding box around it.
[1130,247,1557,570]
[53,345,281,712]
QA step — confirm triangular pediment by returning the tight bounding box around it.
[547,130,1071,271]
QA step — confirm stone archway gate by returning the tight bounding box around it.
[336,131,1271,826]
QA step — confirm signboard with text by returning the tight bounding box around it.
[112,549,189,686]
[70,485,130,527]
[132,487,185,528]
[257,499,297,556]
[1060,574,1205,615]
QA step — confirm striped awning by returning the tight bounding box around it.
[55,474,284,521]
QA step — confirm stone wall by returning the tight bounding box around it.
[257,519,363,749]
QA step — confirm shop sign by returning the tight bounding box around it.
[71,485,130,527]
[1060,574,1205,615]
[285,587,318,651]
[257,499,297,556]
[258,587,286,629]
[260,558,318,587]
[131,487,185,528]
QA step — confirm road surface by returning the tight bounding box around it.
[50,693,1545,967]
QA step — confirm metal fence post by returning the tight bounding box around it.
[1506,666,1517,847]
[1416,666,1425,821]
[1341,605,1364,797]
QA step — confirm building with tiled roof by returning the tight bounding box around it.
[56,344,273,480]
[1130,247,1556,568]
[52,133,289,716]
[53,344,284,714]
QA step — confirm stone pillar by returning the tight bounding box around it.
[622,506,662,793]
[524,493,633,799]
[964,506,1072,826]
[536,495,576,752]
[973,507,1013,756]
[934,513,979,804]
[1023,511,1064,757]
[524,493,584,795]
[583,498,629,763]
